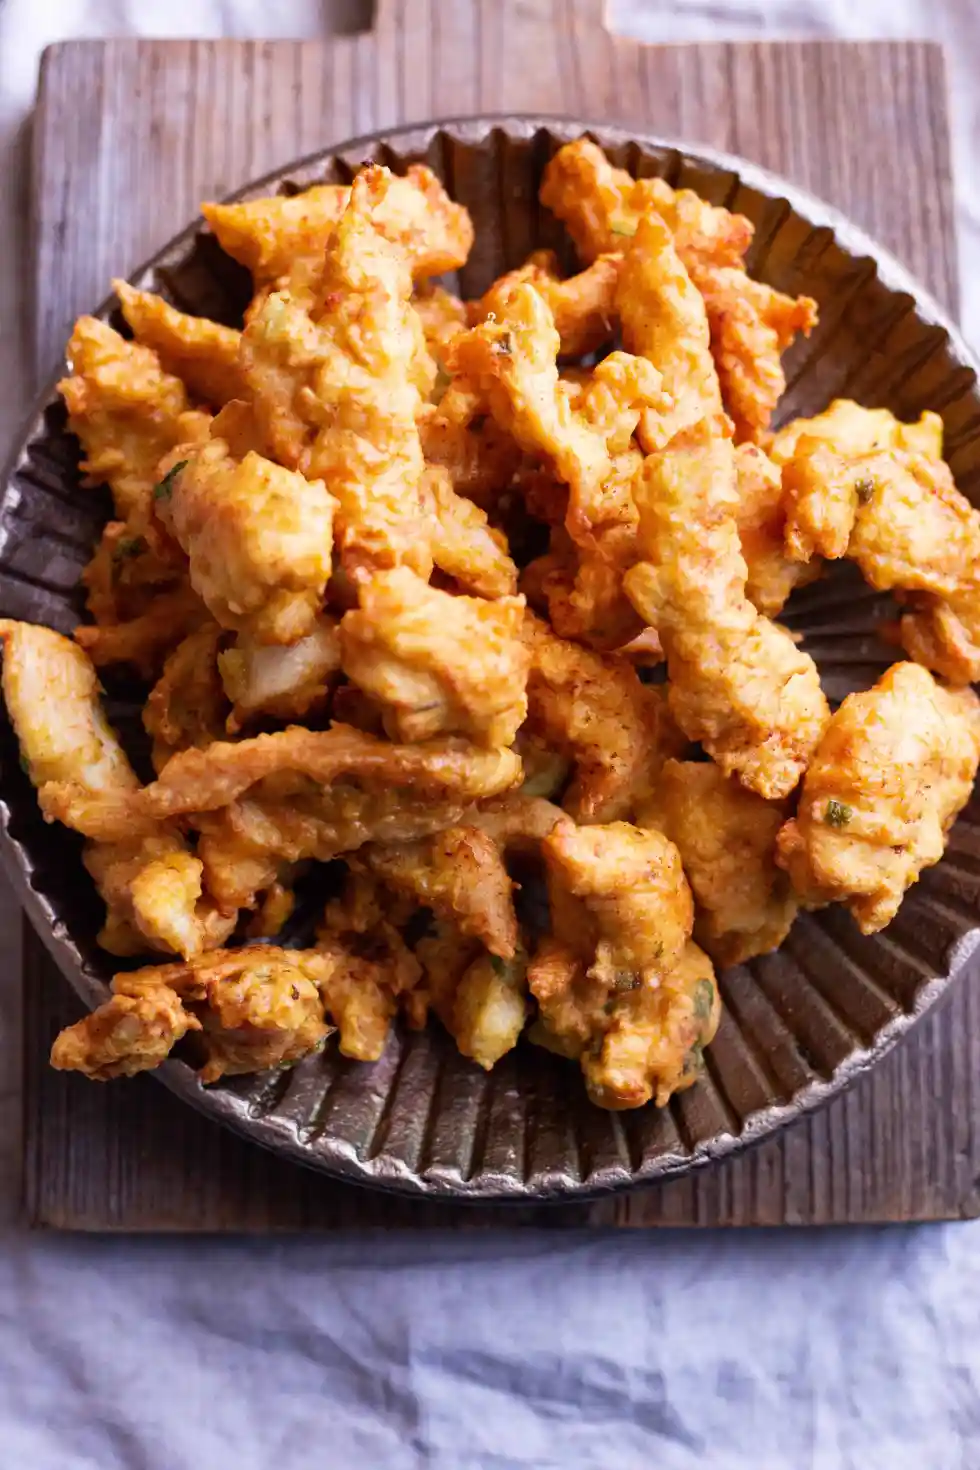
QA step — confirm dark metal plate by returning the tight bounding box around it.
[4,116,980,1202]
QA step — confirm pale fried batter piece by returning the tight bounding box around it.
[581,941,720,1110]
[74,584,209,679]
[769,399,943,467]
[413,921,528,1069]
[340,568,529,748]
[202,164,474,286]
[540,137,753,269]
[418,395,522,511]
[776,662,980,933]
[0,620,231,956]
[42,723,523,840]
[522,517,645,651]
[735,441,819,617]
[81,519,188,630]
[475,248,621,357]
[450,283,663,542]
[144,622,228,771]
[52,946,332,1082]
[617,214,727,448]
[624,424,829,798]
[413,283,469,369]
[317,884,423,1060]
[688,264,817,444]
[218,616,342,730]
[541,819,694,992]
[58,316,211,525]
[357,824,518,958]
[114,280,245,407]
[422,466,518,598]
[240,168,432,583]
[50,983,201,1080]
[469,792,566,852]
[780,429,980,683]
[156,436,335,644]
[523,610,683,821]
[640,759,797,966]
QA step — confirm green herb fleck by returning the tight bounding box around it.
[854,476,875,505]
[492,332,513,357]
[18,751,31,776]
[613,971,640,994]
[609,221,636,238]
[153,459,188,503]
[824,799,853,829]
[684,1042,704,1076]
[693,977,715,1021]
[603,999,617,1015]
[490,955,507,975]
[112,535,145,564]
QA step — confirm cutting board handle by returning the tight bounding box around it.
[373,0,610,39]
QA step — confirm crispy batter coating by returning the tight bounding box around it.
[202,164,473,285]
[640,759,797,966]
[542,140,815,442]
[735,441,819,617]
[776,662,980,933]
[422,466,518,598]
[769,399,943,467]
[0,620,234,956]
[523,610,683,821]
[624,424,829,798]
[58,316,211,525]
[540,819,694,993]
[114,280,245,407]
[689,264,817,443]
[144,622,228,771]
[476,248,621,357]
[51,946,332,1082]
[74,583,209,678]
[417,383,523,510]
[617,214,728,448]
[340,568,529,748]
[449,283,664,543]
[357,824,518,958]
[580,941,720,1110]
[779,422,980,684]
[81,519,187,630]
[240,168,432,583]
[50,984,201,1080]
[522,517,645,651]
[414,283,470,368]
[540,137,753,270]
[41,723,523,840]
[156,437,335,644]
[217,616,342,730]
[469,793,566,852]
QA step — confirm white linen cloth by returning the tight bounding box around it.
[1,3,980,1466]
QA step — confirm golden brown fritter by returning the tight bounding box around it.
[340,569,529,748]
[540,137,753,270]
[640,759,797,966]
[217,616,342,731]
[240,168,432,583]
[624,423,829,798]
[114,280,245,407]
[776,661,980,933]
[769,399,943,467]
[580,941,720,1110]
[734,441,819,617]
[422,466,519,599]
[523,610,683,822]
[617,213,728,448]
[58,316,211,525]
[356,824,518,958]
[0,620,232,957]
[50,946,332,1082]
[144,622,228,771]
[202,164,474,286]
[74,584,210,679]
[417,384,523,510]
[449,282,663,543]
[475,248,621,357]
[41,723,523,841]
[156,436,335,645]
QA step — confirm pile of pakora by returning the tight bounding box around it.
[6,138,980,1114]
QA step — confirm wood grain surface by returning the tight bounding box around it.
[22,2,980,1228]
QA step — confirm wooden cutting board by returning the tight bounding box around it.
[22,1,980,1228]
